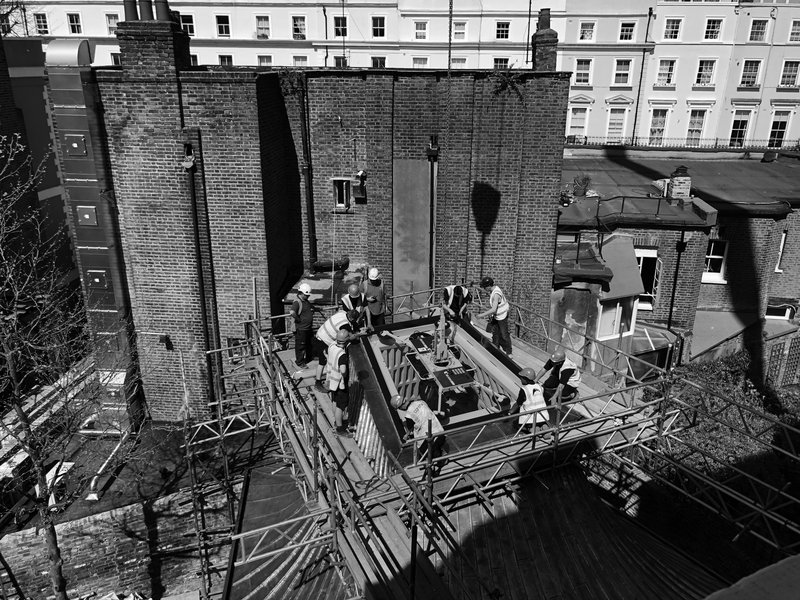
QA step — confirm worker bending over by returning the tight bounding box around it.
[513,368,550,437]
[535,349,581,411]
[391,395,446,467]
[314,309,361,392]
[442,284,472,344]
[326,330,353,437]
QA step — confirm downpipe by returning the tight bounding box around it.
[85,429,136,501]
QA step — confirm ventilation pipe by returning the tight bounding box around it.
[138,0,154,20]
[123,0,138,21]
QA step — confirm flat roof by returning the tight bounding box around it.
[563,156,800,217]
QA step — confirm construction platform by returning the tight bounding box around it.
[223,313,710,600]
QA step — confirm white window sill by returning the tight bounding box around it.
[597,331,634,342]
[701,275,727,285]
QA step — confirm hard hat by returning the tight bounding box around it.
[336,329,350,343]
[298,283,312,295]
[347,283,360,297]
[390,394,404,409]
[368,267,380,280]
[480,276,494,288]
[551,349,566,363]
[519,368,537,381]
[346,309,361,322]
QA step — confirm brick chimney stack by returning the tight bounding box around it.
[532,8,558,71]
[117,0,190,76]
[668,165,691,200]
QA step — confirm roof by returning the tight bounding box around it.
[563,156,800,217]
[601,235,644,301]
[558,193,715,229]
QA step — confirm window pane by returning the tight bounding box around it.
[216,15,230,37]
[614,59,631,84]
[219,55,232,66]
[729,111,750,147]
[749,19,767,42]
[453,21,466,40]
[334,56,347,68]
[494,58,509,70]
[780,61,799,87]
[657,59,675,85]
[413,57,428,68]
[704,19,721,40]
[608,108,625,141]
[769,111,790,148]
[372,16,385,37]
[686,109,706,146]
[619,22,635,41]
[415,21,427,40]
[294,56,307,67]
[649,109,667,145]
[579,22,594,41]
[34,13,49,35]
[258,55,272,67]
[293,17,306,40]
[181,15,195,36]
[67,14,82,34]
[575,59,591,85]
[791,20,800,42]
[740,60,760,87]
[696,60,715,85]
[451,57,467,68]
[569,107,587,136]
[106,14,118,35]
[372,56,386,68]
[496,22,510,39]
[664,19,681,40]
[334,16,347,37]
[256,16,270,39]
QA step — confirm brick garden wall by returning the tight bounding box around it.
[0,488,230,599]
[769,211,800,306]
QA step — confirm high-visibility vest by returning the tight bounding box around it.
[340,293,365,312]
[316,312,350,346]
[326,344,347,391]
[444,285,469,309]
[519,384,548,426]
[404,400,444,439]
[561,357,582,388]
[490,286,509,321]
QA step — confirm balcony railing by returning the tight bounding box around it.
[565,135,800,151]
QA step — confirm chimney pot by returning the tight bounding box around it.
[123,0,139,21]
[154,0,171,21]
[138,0,154,20]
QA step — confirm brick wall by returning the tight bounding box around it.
[0,488,230,599]
[769,211,800,306]
[697,215,783,316]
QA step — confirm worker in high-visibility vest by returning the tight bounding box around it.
[326,329,353,437]
[442,284,472,344]
[361,268,387,327]
[512,368,550,437]
[314,309,361,392]
[339,283,373,330]
[476,276,512,356]
[390,394,446,467]
[536,349,581,425]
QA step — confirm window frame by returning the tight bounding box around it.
[619,21,636,42]
[110,52,121,66]
[33,13,49,35]
[496,21,510,40]
[574,58,592,86]
[779,60,800,88]
[372,16,386,38]
[729,109,751,148]
[695,59,716,86]
[255,15,270,39]
[293,55,308,67]
[739,59,761,88]
[596,298,638,341]
[790,20,800,43]
[686,109,707,146]
[568,106,588,137]
[663,18,682,41]
[775,230,788,273]
[613,58,632,86]
[257,55,273,68]
[66,12,82,35]
[749,19,768,42]
[292,16,307,40]
[493,57,510,70]
[412,56,428,68]
[656,59,676,86]
[215,15,231,38]
[769,110,791,149]
[704,18,723,41]
[414,21,428,40]
[180,14,195,37]
[334,55,348,68]
[106,13,119,36]
[648,107,669,146]
[702,238,728,284]
[332,178,353,210]
[218,54,233,66]
[450,56,467,68]
[578,21,596,43]
[371,56,386,69]
[607,107,627,143]
[634,248,661,311]
[453,20,467,40]
[334,15,347,38]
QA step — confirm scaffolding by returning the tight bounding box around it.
[184,286,800,599]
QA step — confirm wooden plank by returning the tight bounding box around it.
[493,494,536,600]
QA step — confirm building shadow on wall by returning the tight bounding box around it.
[602,147,765,386]
[471,182,501,277]
[256,74,305,320]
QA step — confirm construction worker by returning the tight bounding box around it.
[339,283,372,330]
[314,309,361,392]
[535,349,581,416]
[476,276,512,356]
[512,368,550,437]
[327,329,353,437]
[442,284,472,343]
[290,283,315,368]
[390,395,446,466]
[361,267,387,327]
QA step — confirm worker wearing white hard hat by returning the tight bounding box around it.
[361,267,387,327]
[290,282,316,368]
[535,349,581,412]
